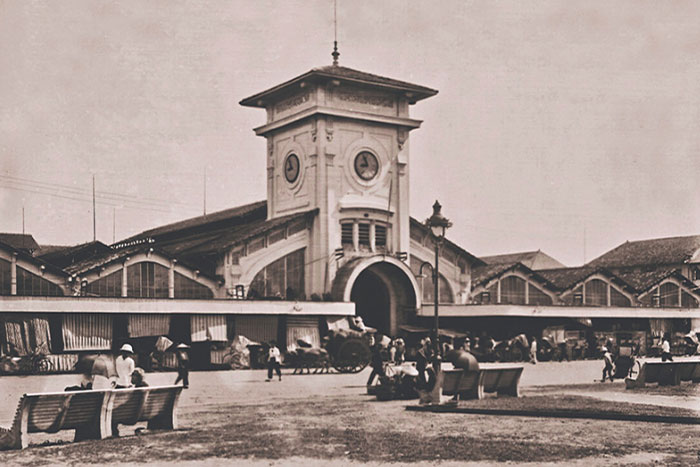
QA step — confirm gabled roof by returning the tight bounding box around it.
[480,250,566,270]
[471,262,557,290]
[0,233,39,252]
[0,240,68,277]
[409,218,485,267]
[63,244,214,280]
[587,234,700,268]
[240,65,438,107]
[614,267,689,295]
[116,200,267,246]
[536,266,636,293]
[113,201,317,276]
[38,241,112,269]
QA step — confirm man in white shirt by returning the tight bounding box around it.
[115,343,135,388]
[661,334,673,362]
[266,341,282,382]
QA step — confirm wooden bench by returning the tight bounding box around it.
[0,385,183,450]
[626,360,700,388]
[442,365,524,400]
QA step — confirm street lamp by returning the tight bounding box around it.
[425,200,452,358]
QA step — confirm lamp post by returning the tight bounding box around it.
[425,200,452,358]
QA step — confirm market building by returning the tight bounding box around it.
[2,58,700,368]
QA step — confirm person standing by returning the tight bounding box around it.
[416,338,432,388]
[115,343,135,389]
[174,343,191,388]
[661,334,674,362]
[266,340,282,381]
[601,346,614,382]
[366,343,386,387]
[529,337,538,364]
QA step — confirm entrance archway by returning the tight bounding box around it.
[332,257,419,336]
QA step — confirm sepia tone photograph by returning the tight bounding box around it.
[1,1,699,465]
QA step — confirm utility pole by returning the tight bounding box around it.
[92,175,96,242]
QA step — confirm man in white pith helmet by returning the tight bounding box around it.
[115,343,135,388]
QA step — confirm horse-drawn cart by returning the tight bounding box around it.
[325,328,373,373]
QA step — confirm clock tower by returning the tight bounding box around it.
[240,63,437,334]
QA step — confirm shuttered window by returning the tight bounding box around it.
[375,224,387,247]
[358,223,370,246]
[341,223,353,245]
[62,314,112,351]
[234,315,279,344]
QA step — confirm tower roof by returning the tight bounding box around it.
[240,65,438,108]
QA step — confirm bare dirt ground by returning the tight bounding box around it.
[0,361,699,466]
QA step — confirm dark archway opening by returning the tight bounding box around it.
[349,262,417,337]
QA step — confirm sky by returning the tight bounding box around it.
[1,0,699,266]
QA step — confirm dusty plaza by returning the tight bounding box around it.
[0,360,699,466]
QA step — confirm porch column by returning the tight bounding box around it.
[10,253,17,295]
[121,262,128,297]
[169,260,176,299]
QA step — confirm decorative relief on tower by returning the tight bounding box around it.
[325,117,334,142]
[276,92,310,114]
[397,129,408,151]
[336,91,394,108]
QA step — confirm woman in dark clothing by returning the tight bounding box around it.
[174,343,190,388]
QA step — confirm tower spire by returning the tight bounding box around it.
[332,0,339,65]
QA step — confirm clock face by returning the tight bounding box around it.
[284,153,300,183]
[354,151,379,181]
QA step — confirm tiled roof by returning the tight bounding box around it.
[471,262,520,287]
[0,240,67,276]
[409,218,485,267]
[614,267,682,294]
[38,241,112,269]
[537,267,600,291]
[0,233,39,252]
[117,200,267,244]
[480,250,566,270]
[587,234,700,268]
[240,65,438,107]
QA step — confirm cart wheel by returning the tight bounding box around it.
[333,339,371,373]
[628,359,641,379]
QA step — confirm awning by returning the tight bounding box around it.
[399,325,466,339]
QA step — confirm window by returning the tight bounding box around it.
[127,262,169,298]
[341,223,353,245]
[358,223,370,247]
[174,272,213,299]
[375,224,387,247]
[693,267,700,281]
[247,249,305,300]
[659,282,679,307]
[585,279,607,306]
[85,270,122,297]
[0,258,10,295]
[573,293,584,306]
[500,276,526,304]
[528,283,552,305]
[480,291,491,304]
[16,267,63,296]
[610,287,631,307]
[421,273,453,304]
[682,291,698,308]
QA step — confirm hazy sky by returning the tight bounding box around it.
[2,1,699,266]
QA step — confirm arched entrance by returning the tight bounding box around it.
[332,257,420,337]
